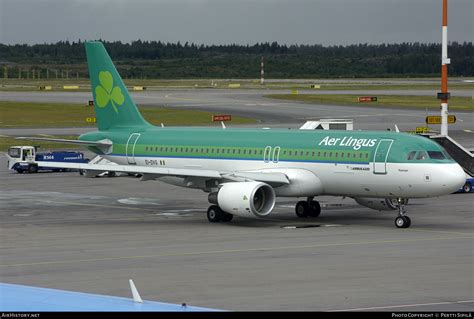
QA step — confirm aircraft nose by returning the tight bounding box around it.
[442,163,466,193]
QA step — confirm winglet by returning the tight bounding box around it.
[221,121,226,129]
[394,124,400,133]
[129,279,143,303]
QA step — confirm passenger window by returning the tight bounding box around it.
[407,151,416,160]
[416,151,428,160]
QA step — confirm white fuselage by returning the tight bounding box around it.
[104,154,465,198]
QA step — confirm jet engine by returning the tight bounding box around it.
[354,197,398,211]
[214,181,276,218]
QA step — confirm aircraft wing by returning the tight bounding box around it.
[1,282,219,312]
[35,161,289,185]
[36,161,222,178]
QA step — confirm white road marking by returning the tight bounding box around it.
[329,299,474,311]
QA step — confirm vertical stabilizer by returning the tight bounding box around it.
[85,41,151,131]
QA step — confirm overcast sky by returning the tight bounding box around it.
[0,0,472,45]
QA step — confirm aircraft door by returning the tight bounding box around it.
[272,146,280,163]
[126,133,141,164]
[373,139,393,174]
[263,146,272,163]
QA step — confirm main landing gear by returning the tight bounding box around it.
[295,197,321,218]
[207,205,233,223]
[394,198,411,229]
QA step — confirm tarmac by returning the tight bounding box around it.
[0,89,473,311]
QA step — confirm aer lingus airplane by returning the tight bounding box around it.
[22,42,466,228]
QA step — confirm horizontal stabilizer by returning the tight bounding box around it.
[16,137,113,154]
[16,137,112,146]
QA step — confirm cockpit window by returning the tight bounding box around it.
[442,151,452,160]
[407,151,417,160]
[427,151,446,160]
[416,151,428,160]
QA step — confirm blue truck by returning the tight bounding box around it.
[7,146,88,173]
[457,177,474,193]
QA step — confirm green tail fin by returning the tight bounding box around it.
[85,41,151,131]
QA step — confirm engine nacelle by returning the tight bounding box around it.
[217,181,276,218]
[354,197,398,211]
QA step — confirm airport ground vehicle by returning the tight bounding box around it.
[6,146,88,173]
[457,177,474,193]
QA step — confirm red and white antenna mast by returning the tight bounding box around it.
[438,0,450,136]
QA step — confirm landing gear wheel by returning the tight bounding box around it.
[308,201,321,218]
[404,216,411,228]
[395,216,411,229]
[394,198,411,229]
[221,212,234,222]
[295,201,309,218]
[207,205,223,223]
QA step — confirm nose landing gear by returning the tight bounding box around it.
[394,198,411,228]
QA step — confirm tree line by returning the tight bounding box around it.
[0,40,472,78]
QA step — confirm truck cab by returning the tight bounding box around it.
[7,146,37,173]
